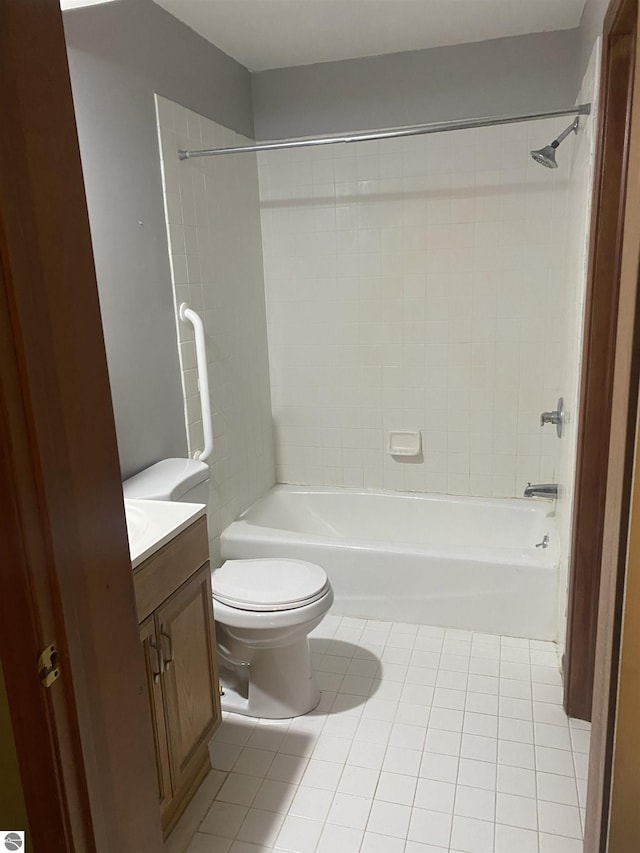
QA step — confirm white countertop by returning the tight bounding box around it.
[124,498,206,569]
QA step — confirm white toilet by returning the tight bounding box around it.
[123,459,333,719]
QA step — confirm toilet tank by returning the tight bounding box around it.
[123,458,209,505]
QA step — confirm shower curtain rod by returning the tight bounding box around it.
[178,103,591,160]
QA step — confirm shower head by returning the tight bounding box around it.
[530,117,580,169]
[531,144,559,169]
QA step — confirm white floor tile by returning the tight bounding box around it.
[534,701,569,726]
[419,751,459,783]
[245,726,287,753]
[200,802,248,838]
[288,786,333,821]
[499,697,533,721]
[428,707,464,733]
[186,833,232,853]
[338,764,380,798]
[316,823,363,853]
[383,745,422,775]
[538,800,583,838]
[497,739,535,770]
[229,840,266,853]
[424,728,462,757]
[367,800,412,838]
[210,742,243,772]
[407,807,453,848]
[500,677,532,700]
[389,722,427,750]
[539,831,584,852]
[346,739,387,770]
[235,808,284,846]
[571,727,591,753]
[460,733,497,763]
[495,792,538,830]
[573,751,589,780]
[457,758,497,792]
[328,792,372,829]
[537,771,579,806]
[413,778,456,813]
[535,722,572,751]
[274,815,323,852]
[450,815,495,852]
[497,764,536,799]
[312,734,351,763]
[251,780,297,814]
[178,620,589,853]
[355,718,392,743]
[216,774,262,807]
[233,748,275,778]
[432,687,466,710]
[463,711,498,738]
[361,830,405,852]
[494,823,539,852]
[405,840,449,853]
[375,771,418,805]
[467,675,498,695]
[454,784,495,821]
[535,745,576,777]
[465,692,499,716]
[300,758,343,791]
[266,753,308,784]
[498,716,534,744]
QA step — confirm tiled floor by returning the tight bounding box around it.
[185,616,589,853]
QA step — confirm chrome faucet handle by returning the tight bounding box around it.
[540,411,559,426]
[540,397,564,438]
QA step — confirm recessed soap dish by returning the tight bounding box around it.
[388,430,422,457]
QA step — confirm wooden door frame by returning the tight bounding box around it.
[582,0,640,849]
[0,1,164,850]
[564,0,637,721]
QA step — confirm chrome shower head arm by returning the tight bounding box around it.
[552,117,580,148]
[530,116,581,168]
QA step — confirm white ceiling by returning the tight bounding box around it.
[152,0,587,72]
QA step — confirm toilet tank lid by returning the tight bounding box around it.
[122,458,209,500]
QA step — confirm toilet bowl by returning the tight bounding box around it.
[212,558,334,719]
[122,459,334,720]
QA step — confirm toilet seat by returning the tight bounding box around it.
[213,558,330,612]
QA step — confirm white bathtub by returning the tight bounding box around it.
[220,485,559,640]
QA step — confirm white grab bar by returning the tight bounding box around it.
[178,303,213,463]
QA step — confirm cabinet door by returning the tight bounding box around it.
[139,615,172,813]
[156,563,220,796]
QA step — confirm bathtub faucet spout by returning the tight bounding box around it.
[524,482,558,499]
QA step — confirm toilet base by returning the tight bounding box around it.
[219,637,320,719]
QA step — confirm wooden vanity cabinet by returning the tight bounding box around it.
[134,516,221,836]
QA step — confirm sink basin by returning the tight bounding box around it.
[124,498,206,568]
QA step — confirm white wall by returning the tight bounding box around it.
[258,120,576,497]
[156,98,275,560]
[252,29,581,141]
[555,41,601,657]
[579,0,609,74]
[64,0,254,478]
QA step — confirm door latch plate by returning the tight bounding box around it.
[38,643,60,687]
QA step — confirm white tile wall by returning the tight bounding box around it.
[258,119,577,497]
[156,97,275,558]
